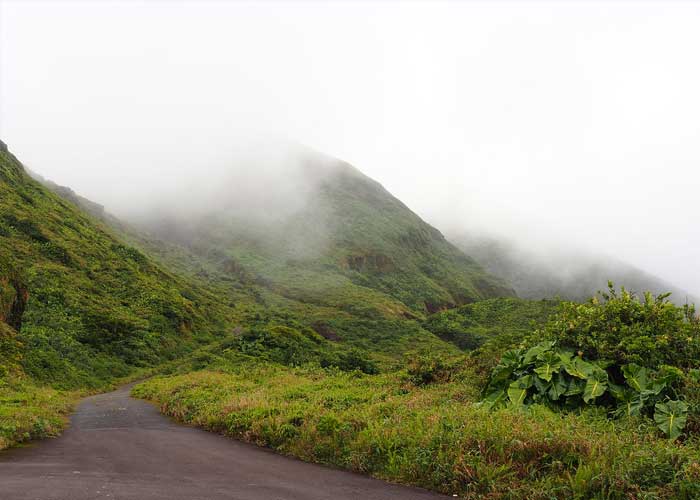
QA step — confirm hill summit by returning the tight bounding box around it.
[131,145,514,316]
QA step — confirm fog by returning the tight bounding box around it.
[1,1,699,296]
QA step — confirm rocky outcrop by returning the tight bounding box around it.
[344,253,394,273]
[311,322,340,341]
[0,275,28,332]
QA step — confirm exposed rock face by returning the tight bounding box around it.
[0,275,28,332]
[344,253,394,273]
[311,322,340,341]
[424,300,455,314]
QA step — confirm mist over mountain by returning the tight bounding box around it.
[119,142,514,315]
[452,231,699,306]
[24,135,695,310]
[3,3,700,494]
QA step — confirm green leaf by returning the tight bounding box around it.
[489,349,524,386]
[507,385,528,406]
[622,363,649,392]
[533,352,562,382]
[556,350,574,365]
[532,374,550,395]
[512,374,534,389]
[583,370,608,403]
[563,357,594,379]
[507,375,533,406]
[547,373,568,401]
[564,377,585,397]
[607,382,626,400]
[612,387,646,417]
[479,389,507,410]
[523,341,555,364]
[500,349,524,368]
[654,400,688,440]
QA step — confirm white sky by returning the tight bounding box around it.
[1,1,699,295]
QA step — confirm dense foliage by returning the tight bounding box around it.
[0,323,21,378]
[0,148,237,388]
[481,341,688,438]
[482,286,700,439]
[540,284,700,368]
[424,297,558,351]
[221,323,379,374]
[136,152,514,318]
[134,363,700,499]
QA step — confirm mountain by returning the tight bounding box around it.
[0,143,235,388]
[453,232,698,305]
[3,142,477,379]
[132,147,515,318]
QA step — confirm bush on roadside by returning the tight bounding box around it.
[481,285,700,439]
[405,354,457,386]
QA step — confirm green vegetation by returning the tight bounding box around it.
[0,377,78,451]
[137,154,514,318]
[5,142,700,499]
[539,285,700,369]
[481,341,689,438]
[133,286,700,498]
[481,286,700,439]
[134,361,700,499]
[424,297,558,351]
[0,147,234,389]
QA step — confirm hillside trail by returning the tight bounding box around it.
[0,384,449,500]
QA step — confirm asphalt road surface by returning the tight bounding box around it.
[0,385,450,500]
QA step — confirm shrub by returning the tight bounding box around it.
[406,354,456,385]
[481,286,700,439]
[40,242,72,265]
[538,283,700,369]
[0,323,22,377]
[481,341,688,438]
[328,348,379,375]
[1,214,48,243]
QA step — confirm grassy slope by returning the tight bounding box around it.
[0,145,238,449]
[1,144,467,451]
[0,147,236,389]
[424,298,559,351]
[138,152,514,319]
[134,362,700,500]
[0,377,78,451]
[34,160,466,360]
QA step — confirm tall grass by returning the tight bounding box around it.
[134,363,700,499]
[0,377,78,451]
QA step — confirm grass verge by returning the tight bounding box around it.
[133,363,700,499]
[0,377,79,451]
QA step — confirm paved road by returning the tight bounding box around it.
[0,385,449,500]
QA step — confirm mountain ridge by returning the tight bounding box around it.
[128,148,515,316]
[453,231,698,306]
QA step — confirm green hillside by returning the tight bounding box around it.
[138,150,514,318]
[424,297,559,351]
[0,146,234,388]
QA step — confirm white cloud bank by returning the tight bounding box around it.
[1,0,698,295]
